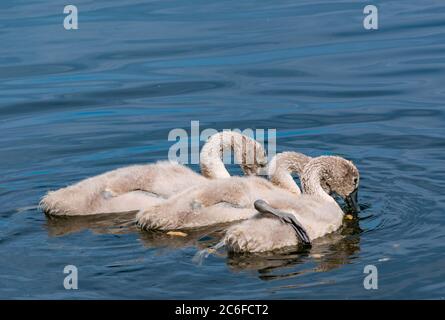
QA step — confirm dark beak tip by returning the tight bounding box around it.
[345,189,360,213]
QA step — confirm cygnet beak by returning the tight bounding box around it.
[345,188,360,213]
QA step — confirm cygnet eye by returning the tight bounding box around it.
[353,177,358,185]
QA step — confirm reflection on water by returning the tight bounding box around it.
[45,211,362,281]
[139,225,228,251]
[45,212,227,249]
[44,211,139,237]
[227,217,361,279]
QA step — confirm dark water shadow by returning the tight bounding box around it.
[44,209,362,281]
[138,224,229,250]
[44,211,230,251]
[44,211,139,237]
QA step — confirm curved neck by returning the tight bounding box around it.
[200,131,263,179]
[268,152,312,195]
[301,161,336,204]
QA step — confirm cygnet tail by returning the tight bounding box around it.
[40,181,105,215]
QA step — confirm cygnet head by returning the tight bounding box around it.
[302,156,360,212]
[200,131,268,178]
[239,146,268,176]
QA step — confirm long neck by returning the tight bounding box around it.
[301,161,336,204]
[200,131,263,179]
[268,152,312,195]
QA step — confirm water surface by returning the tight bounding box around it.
[1,0,445,299]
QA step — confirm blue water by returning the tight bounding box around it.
[1,0,445,299]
